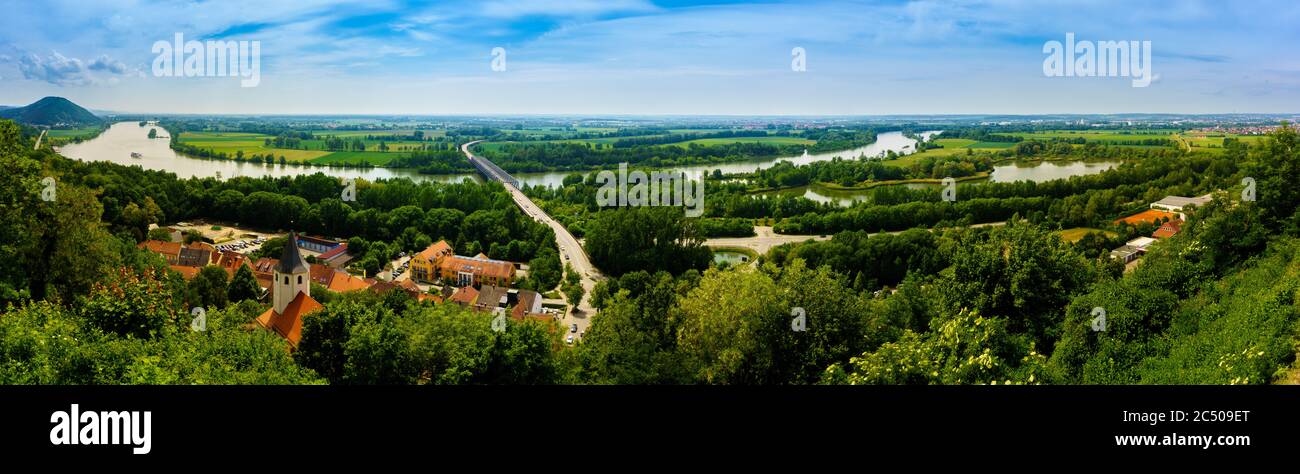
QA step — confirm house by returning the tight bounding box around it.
[167,265,201,280]
[1109,245,1142,263]
[317,242,352,268]
[438,254,516,287]
[410,240,454,282]
[296,235,342,254]
[138,240,183,265]
[177,247,213,267]
[1151,194,1213,220]
[309,263,371,292]
[254,233,322,350]
[210,250,252,279]
[369,279,437,302]
[251,257,279,289]
[453,284,546,322]
[1109,237,1158,263]
[448,285,479,306]
[1152,219,1183,239]
[410,240,516,287]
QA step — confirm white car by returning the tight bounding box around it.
[565,335,575,345]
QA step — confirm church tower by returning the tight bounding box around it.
[273,233,310,315]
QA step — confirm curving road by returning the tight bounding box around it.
[461,141,602,339]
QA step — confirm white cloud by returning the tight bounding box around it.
[14,51,139,86]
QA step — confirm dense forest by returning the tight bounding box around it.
[1,118,1297,385]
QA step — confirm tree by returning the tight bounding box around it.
[189,265,230,309]
[824,309,1048,385]
[526,248,562,290]
[147,227,174,242]
[584,207,711,276]
[252,236,288,260]
[81,267,179,339]
[943,220,1095,350]
[227,265,262,303]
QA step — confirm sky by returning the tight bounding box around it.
[0,0,1297,115]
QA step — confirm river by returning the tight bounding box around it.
[57,121,940,189]
[771,159,1122,206]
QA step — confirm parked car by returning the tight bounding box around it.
[569,324,578,333]
[565,335,575,345]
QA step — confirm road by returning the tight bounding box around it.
[704,226,831,254]
[705,222,1009,255]
[34,130,46,150]
[461,141,602,340]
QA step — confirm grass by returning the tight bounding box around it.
[46,127,105,138]
[311,151,405,165]
[673,136,814,147]
[178,131,422,165]
[1057,227,1118,243]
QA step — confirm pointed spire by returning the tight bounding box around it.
[277,232,308,274]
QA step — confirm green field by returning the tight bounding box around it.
[177,131,437,164]
[673,136,814,147]
[46,126,105,138]
[900,138,1008,160]
[1057,227,1117,243]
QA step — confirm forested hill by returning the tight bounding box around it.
[0,97,103,128]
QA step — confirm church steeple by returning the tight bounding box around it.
[273,232,310,315]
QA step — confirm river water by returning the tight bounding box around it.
[777,159,1122,206]
[58,121,940,189]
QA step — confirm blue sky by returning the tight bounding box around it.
[0,0,1296,115]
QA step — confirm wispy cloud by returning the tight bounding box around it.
[13,51,140,86]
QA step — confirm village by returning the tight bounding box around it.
[137,226,569,349]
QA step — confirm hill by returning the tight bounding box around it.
[0,97,103,127]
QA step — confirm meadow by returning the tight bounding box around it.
[176,130,455,164]
[1056,227,1118,243]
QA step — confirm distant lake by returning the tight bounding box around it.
[57,122,939,191]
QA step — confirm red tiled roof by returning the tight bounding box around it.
[167,265,200,280]
[449,286,479,305]
[139,240,182,256]
[309,263,371,292]
[416,240,454,263]
[254,292,323,349]
[1152,219,1184,239]
[252,257,279,276]
[318,242,349,260]
[439,255,515,281]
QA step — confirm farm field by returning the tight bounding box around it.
[900,138,1008,160]
[672,136,814,147]
[177,130,439,164]
[1057,227,1118,243]
[46,126,105,138]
